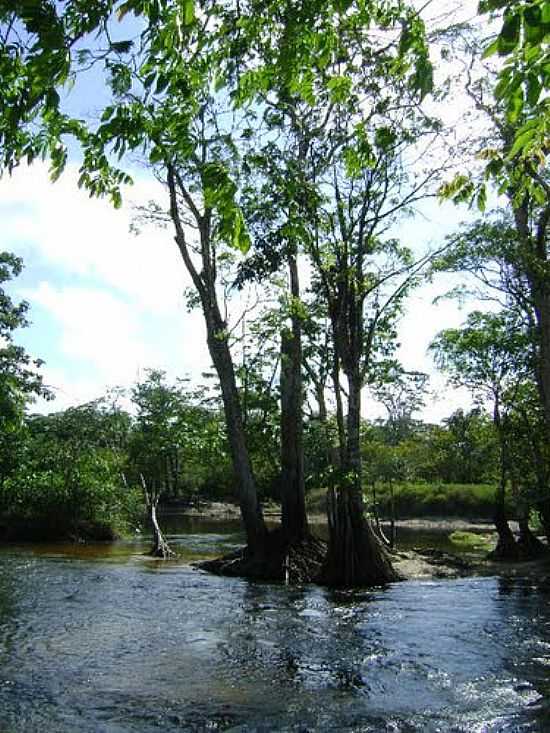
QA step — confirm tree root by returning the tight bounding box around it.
[197,529,327,583]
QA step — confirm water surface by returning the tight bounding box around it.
[0,518,549,732]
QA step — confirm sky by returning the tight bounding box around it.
[1,159,477,424]
[1,0,488,424]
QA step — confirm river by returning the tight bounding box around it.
[0,517,549,732]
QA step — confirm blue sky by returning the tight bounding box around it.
[1,162,212,408]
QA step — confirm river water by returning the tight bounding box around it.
[0,517,549,732]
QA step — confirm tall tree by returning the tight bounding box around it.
[0,252,50,488]
[0,0,437,585]
[431,309,532,558]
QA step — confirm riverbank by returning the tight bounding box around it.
[168,500,549,582]
[167,499,499,533]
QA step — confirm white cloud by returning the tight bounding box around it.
[28,282,148,379]
[1,162,186,315]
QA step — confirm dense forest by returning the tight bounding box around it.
[0,0,548,588]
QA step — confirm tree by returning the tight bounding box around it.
[282,19,440,584]
[2,400,140,541]
[440,30,549,443]
[479,0,549,164]
[433,209,550,536]
[371,365,429,446]
[130,369,217,557]
[0,252,50,488]
[431,309,532,558]
[0,0,437,585]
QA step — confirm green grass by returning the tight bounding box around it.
[306,481,501,519]
[449,530,493,550]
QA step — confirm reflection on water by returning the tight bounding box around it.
[0,517,549,732]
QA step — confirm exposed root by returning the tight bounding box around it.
[148,539,175,559]
[517,521,548,560]
[197,529,327,583]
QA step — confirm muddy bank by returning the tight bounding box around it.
[168,500,501,533]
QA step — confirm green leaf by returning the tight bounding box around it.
[183,0,195,26]
[507,86,524,122]
[375,126,396,150]
[497,12,521,55]
[482,38,500,58]
[327,75,352,103]
[524,4,542,27]
[476,184,487,212]
[526,73,542,106]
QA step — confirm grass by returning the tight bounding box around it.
[449,530,494,550]
[306,481,501,520]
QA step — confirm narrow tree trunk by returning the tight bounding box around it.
[280,255,308,540]
[167,166,268,560]
[141,475,174,559]
[149,499,174,558]
[315,382,327,422]
[205,303,268,556]
[389,478,396,550]
[491,404,519,560]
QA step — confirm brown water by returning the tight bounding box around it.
[0,516,549,732]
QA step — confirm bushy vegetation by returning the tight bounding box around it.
[307,482,499,521]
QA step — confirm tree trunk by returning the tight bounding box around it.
[280,256,308,540]
[149,499,174,558]
[324,485,398,586]
[205,302,268,556]
[536,289,550,429]
[332,352,346,469]
[538,502,550,544]
[167,166,268,560]
[492,505,519,560]
[141,475,174,559]
[322,370,399,586]
[491,404,519,560]
[517,509,547,558]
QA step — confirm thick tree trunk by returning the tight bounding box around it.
[322,371,399,586]
[517,509,547,558]
[492,505,519,560]
[324,485,398,586]
[331,352,346,468]
[536,289,550,428]
[538,502,550,544]
[280,255,308,540]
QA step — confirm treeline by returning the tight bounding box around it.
[1,357,501,541]
[0,1,548,584]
